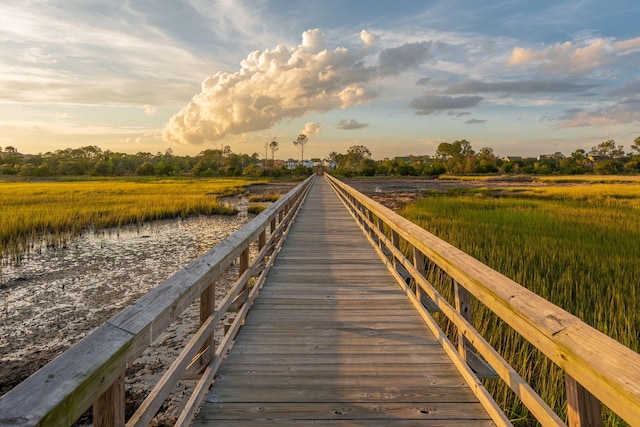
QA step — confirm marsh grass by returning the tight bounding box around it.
[1,178,263,262]
[248,192,281,203]
[247,203,267,214]
[400,183,640,425]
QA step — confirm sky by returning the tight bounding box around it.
[1,0,640,161]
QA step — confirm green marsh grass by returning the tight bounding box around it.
[1,178,263,262]
[400,183,640,425]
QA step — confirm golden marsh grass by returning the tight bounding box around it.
[400,182,640,425]
[1,178,263,261]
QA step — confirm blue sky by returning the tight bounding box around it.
[1,0,639,160]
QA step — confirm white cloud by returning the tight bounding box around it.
[360,29,379,49]
[302,122,322,135]
[507,37,640,75]
[163,29,378,145]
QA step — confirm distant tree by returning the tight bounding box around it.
[293,134,309,162]
[589,140,625,160]
[589,140,625,174]
[136,162,156,176]
[345,145,371,168]
[269,140,279,165]
[474,147,498,173]
[242,163,262,178]
[630,137,640,155]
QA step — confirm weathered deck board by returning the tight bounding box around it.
[193,177,493,426]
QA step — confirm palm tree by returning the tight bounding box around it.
[269,140,279,166]
[293,134,308,162]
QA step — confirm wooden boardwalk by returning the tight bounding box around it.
[193,177,494,426]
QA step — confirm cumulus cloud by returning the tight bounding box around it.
[378,41,432,76]
[336,119,369,130]
[360,29,379,49]
[163,29,378,145]
[507,37,640,75]
[410,94,483,115]
[446,78,594,94]
[302,122,322,135]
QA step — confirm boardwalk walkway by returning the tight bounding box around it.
[193,177,494,426]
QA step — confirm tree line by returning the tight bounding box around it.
[327,138,640,177]
[0,145,311,178]
[1,136,639,178]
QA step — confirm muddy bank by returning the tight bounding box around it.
[342,176,546,210]
[0,181,297,424]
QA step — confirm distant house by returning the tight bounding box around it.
[537,154,555,161]
[394,156,411,163]
[284,159,298,169]
[502,156,522,162]
[323,159,337,170]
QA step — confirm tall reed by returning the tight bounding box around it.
[400,183,640,425]
[0,178,262,262]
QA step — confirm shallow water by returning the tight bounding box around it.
[0,203,250,375]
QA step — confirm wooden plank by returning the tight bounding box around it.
[93,372,125,427]
[219,353,454,365]
[328,174,640,426]
[195,178,494,426]
[195,402,491,421]
[193,420,495,426]
[0,323,132,427]
[228,343,443,355]
[565,374,603,427]
[205,386,480,403]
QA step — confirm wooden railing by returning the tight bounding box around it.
[326,174,640,427]
[0,175,314,427]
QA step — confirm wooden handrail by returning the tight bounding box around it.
[325,173,640,427]
[0,175,314,427]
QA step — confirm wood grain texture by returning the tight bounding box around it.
[326,173,640,426]
[194,178,493,426]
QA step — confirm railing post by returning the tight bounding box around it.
[565,374,603,427]
[412,246,426,297]
[454,280,472,361]
[391,230,400,269]
[366,211,377,241]
[258,230,266,250]
[93,372,125,427]
[377,217,385,249]
[199,283,215,366]
[239,247,249,275]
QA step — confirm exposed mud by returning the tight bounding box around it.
[1,177,530,424]
[343,176,546,210]
[0,181,296,425]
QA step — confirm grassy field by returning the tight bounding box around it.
[0,178,264,262]
[399,181,640,425]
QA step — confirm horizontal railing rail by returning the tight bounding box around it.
[0,175,315,427]
[326,173,640,427]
